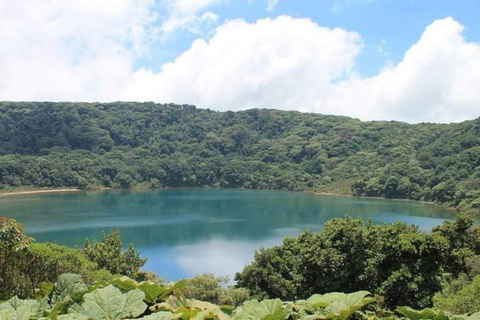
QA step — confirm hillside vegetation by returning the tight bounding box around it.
[0,102,479,212]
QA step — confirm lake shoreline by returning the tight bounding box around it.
[0,188,82,197]
[0,186,459,214]
[309,191,460,214]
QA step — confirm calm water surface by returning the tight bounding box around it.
[0,188,455,281]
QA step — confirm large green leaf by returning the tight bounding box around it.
[187,300,231,320]
[396,306,451,320]
[325,291,375,320]
[306,293,345,309]
[46,300,72,319]
[131,311,175,320]
[300,292,375,320]
[68,285,147,319]
[35,282,54,300]
[0,297,40,320]
[138,282,170,304]
[467,313,480,320]
[151,298,231,320]
[57,314,90,320]
[134,279,186,304]
[0,309,16,320]
[110,277,139,292]
[53,274,87,303]
[234,299,287,320]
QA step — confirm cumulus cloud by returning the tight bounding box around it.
[124,16,362,111]
[319,17,480,122]
[0,0,479,123]
[0,0,157,101]
[124,16,480,123]
[159,0,225,40]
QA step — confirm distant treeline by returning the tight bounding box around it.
[0,102,479,212]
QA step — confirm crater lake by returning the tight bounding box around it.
[0,188,456,281]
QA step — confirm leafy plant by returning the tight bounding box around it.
[0,296,41,320]
[396,306,454,320]
[0,219,36,300]
[185,274,249,306]
[236,216,462,309]
[305,291,376,320]
[68,285,147,319]
[83,230,147,279]
[234,299,288,320]
[434,274,480,314]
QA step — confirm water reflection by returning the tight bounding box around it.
[142,237,281,282]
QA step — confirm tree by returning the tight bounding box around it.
[434,274,480,314]
[83,230,146,279]
[235,215,474,309]
[185,274,249,306]
[0,218,38,299]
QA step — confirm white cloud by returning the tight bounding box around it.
[158,0,225,40]
[266,0,278,12]
[0,0,157,101]
[124,16,362,111]
[125,16,480,123]
[319,17,480,122]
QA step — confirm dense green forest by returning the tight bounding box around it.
[3,216,480,319]
[235,215,480,310]
[0,101,479,213]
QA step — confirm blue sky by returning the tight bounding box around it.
[1,0,479,123]
[144,0,480,75]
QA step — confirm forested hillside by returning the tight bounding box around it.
[0,102,479,212]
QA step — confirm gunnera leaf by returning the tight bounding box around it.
[234,299,287,320]
[306,293,345,309]
[68,285,147,319]
[467,312,480,320]
[53,274,88,303]
[396,306,451,320]
[110,277,139,292]
[0,296,41,320]
[326,291,376,320]
[138,281,171,304]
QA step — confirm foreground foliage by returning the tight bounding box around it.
[1,273,480,320]
[184,274,249,306]
[235,215,480,309]
[434,274,480,314]
[0,219,37,300]
[0,102,479,212]
[0,220,145,300]
[2,217,480,318]
[83,230,147,278]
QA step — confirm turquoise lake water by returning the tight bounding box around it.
[0,188,456,281]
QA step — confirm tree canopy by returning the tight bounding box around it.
[235,215,480,309]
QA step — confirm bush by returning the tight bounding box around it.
[83,229,147,279]
[235,215,480,309]
[434,274,480,314]
[30,242,114,284]
[185,274,249,306]
[0,219,38,299]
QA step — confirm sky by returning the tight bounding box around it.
[1,0,479,123]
